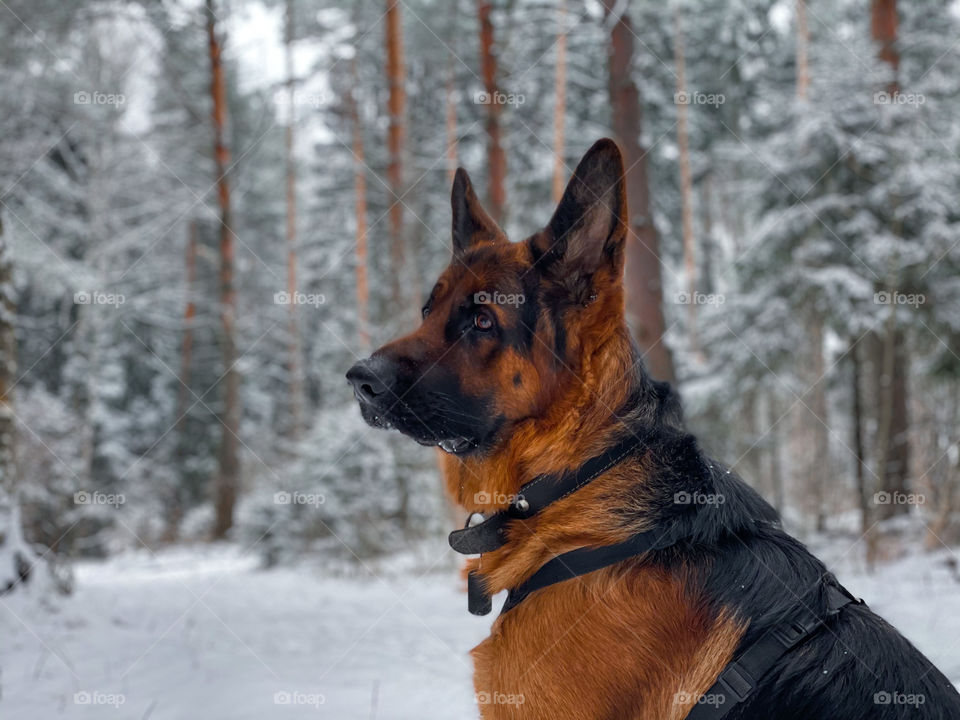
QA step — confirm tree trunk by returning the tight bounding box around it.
[165,220,199,542]
[851,340,870,535]
[284,0,303,438]
[871,0,900,83]
[808,317,829,532]
[874,320,910,520]
[551,0,567,204]
[602,0,675,383]
[869,0,910,519]
[674,6,697,355]
[796,0,809,100]
[0,213,35,593]
[207,0,240,541]
[444,0,460,189]
[177,221,198,431]
[350,59,371,351]
[477,0,507,225]
[385,0,407,306]
[700,171,715,296]
[768,392,785,516]
[445,62,458,188]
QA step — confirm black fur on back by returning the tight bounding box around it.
[608,365,960,719]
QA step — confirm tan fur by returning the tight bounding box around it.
[470,567,744,719]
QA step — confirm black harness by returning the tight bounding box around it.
[686,577,861,720]
[449,434,864,719]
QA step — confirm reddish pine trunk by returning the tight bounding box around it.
[477,0,506,225]
[551,0,567,204]
[284,0,303,437]
[385,0,407,305]
[445,62,458,188]
[871,0,900,81]
[350,60,371,351]
[207,0,240,540]
[796,0,809,100]
[602,0,675,383]
[674,7,697,355]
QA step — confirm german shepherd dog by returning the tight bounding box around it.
[347,140,960,719]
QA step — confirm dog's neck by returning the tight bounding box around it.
[441,315,650,513]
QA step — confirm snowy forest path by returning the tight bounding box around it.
[0,547,489,719]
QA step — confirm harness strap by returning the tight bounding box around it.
[499,526,679,613]
[684,575,863,720]
[449,432,647,556]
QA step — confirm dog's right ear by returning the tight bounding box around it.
[451,168,506,256]
[532,139,627,281]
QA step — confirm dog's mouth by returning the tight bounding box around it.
[347,360,492,456]
[414,435,474,455]
[356,401,477,455]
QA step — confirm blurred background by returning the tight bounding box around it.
[1,0,959,717]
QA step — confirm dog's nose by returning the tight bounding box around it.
[346,357,396,405]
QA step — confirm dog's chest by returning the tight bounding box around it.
[468,568,743,720]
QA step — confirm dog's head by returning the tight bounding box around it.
[347,139,631,458]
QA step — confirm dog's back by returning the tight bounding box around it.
[670,458,960,719]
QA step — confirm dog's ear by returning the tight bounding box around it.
[533,138,627,280]
[451,168,506,256]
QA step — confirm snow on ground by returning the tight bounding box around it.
[0,545,490,719]
[1,537,959,719]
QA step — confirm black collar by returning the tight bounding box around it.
[448,431,648,556]
[448,431,662,616]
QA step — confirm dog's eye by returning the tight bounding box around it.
[421,305,431,319]
[474,310,494,331]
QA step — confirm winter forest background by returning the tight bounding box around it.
[2,0,960,717]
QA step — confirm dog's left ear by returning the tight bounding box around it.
[533,138,627,280]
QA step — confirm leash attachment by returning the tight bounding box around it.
[467,570,492,616]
